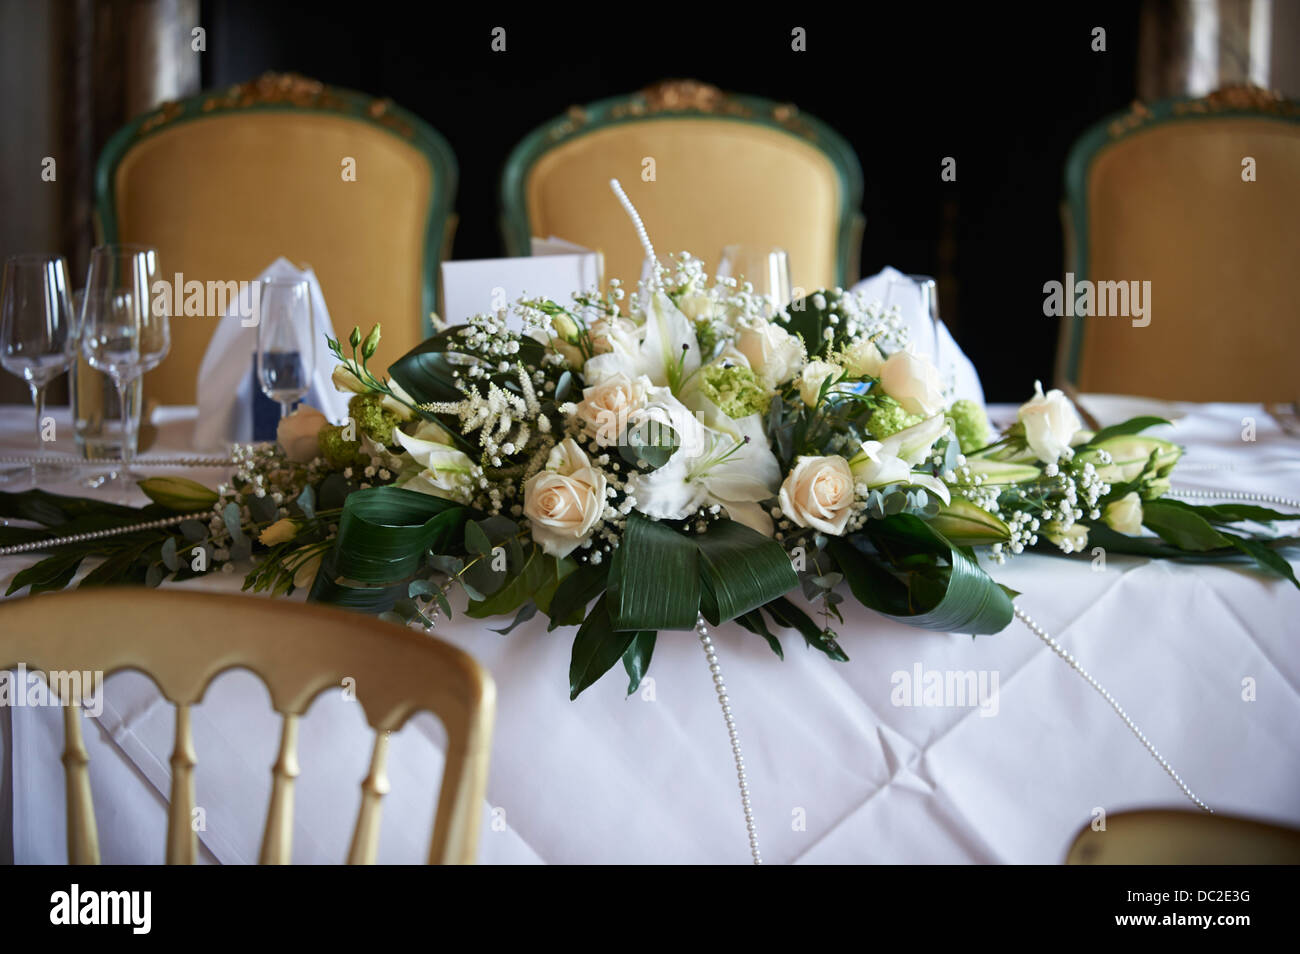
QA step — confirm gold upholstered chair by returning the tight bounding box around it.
[0,588,495,864]
[1058,85,1300,402]
[95,73,457,406]
[1066,809,1300,864]
[501,79,863,297]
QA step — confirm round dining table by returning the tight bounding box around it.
[2,397,1298,864]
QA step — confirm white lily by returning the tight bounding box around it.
[583,291,701,393]
[850,417,953,505]
[878,412,949,466]
[392,427,475,504]
[626,419,781,536]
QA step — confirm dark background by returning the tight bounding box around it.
[203,3,1140,401]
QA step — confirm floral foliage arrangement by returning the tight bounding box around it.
[3,255,1296,699]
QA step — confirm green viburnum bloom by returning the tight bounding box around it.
[317,424,363,469]
[949,399,989,453]
[700,362,770,418]
[348,393,401,445]
[868,395,923,439]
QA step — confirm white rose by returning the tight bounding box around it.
[523,439,608,558]
[676,291,723,322]
[778,455,855,535]
[798,360,841,407]
[277,405,328,463]
[1103,491,1144,535]
[840,337,884,378]
[1018,380,1083,463]
[880,350,945,417]
[574,373,649,446]
[735,321,805,388]
[588,316,639,356]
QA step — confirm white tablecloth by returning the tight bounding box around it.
[2,399,1298,864]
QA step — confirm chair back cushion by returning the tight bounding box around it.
[1062,89,1300,401]
[504,82,862,296]
[98,75,456,405]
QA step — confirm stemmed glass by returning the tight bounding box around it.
[884,273,942,359]
[716,245,792,315]
[0,254,75,487]
[256,277,315,418]
[80,245,170,489]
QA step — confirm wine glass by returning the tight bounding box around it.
[0,254,75,487]
[716,245,792,315]
[884,273,942,359]
[256,277,315,418]
[80,245,170,489]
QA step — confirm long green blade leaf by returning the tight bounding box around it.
[607,512,700,631]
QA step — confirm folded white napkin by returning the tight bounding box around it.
[851,266,985,407]
[193,258,350,450]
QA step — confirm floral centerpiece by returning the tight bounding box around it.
[5,250,1295,701]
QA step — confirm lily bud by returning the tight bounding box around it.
[966,459,1042,485]
[137,476,220,512]
[928,499,1012,545]
[349,326,362,350]
[361,324,382,359]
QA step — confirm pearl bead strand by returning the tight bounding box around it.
[1014,605,1212,813]
[696,614,763,864]
[0,512,209,557]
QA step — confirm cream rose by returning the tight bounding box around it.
[880,350,944,417]
[735,321,805,388]
[798,360,841,407]
[277,405,328,463]
[1103,491,1144,535]
[523,439,608,558]
[574,373,649,446]
[1018,380,1083,463]
[840,337,885,378]
[778,455,855,535]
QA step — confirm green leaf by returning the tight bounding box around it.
[546,562,608,629]
[308,487,467,610]
[622,631,657,694]
[1225,534,1300,589]
[607,512,700,631]
[694,519,799,625]
[832,514,1014,634]
[1084,416,1171,446]
[1150,498,1294,526]
[491,602,539,635]
[467,548,556,618]
[160,537,179,571]
[735,609,784,659]
[5,551,85,596]
[296,485,316,520]
[765,596,848,661]
[568,594,637,699]
[464,520,492,557]
[1142,499,1232,551]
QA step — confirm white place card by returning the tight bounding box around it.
[440,241,604,331]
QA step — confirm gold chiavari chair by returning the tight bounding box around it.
[1066,809,1300,864]
[0,588,494,864]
